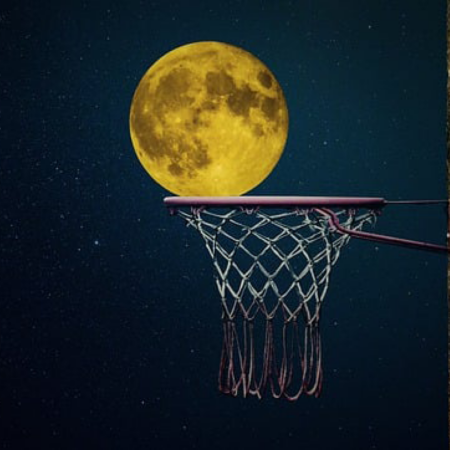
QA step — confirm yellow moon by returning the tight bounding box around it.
[129,41,289,196]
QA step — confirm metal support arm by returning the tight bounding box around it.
[316,208,449,255]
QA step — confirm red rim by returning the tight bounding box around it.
[164,196,387,208]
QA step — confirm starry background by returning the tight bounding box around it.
[1,1,448,449]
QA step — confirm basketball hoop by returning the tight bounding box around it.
[165,196,448,400]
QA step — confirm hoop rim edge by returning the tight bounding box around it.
[163,196,387,208]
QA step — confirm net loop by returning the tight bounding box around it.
[240,206,260,215]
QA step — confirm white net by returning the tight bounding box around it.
[172,205,377,400]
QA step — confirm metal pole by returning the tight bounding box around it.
[316,208,449,254]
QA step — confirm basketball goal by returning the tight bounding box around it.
[165,196,448,401]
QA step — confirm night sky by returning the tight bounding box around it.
[1,1,448,449]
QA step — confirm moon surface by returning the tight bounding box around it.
[129,41,289,196]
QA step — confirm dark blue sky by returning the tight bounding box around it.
[1,1,448,449]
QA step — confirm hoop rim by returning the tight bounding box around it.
[164,196,387,208]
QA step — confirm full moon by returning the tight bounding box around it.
[129,41,289,196]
